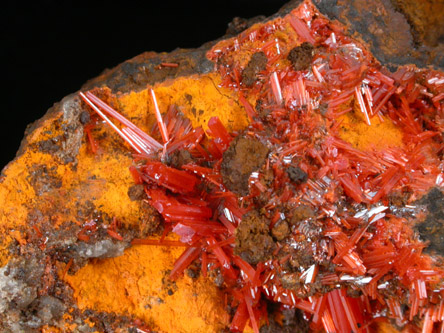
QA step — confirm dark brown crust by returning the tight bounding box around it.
[390,0,444,48]
[312,0,444,70]
[260,308,310,333]
[416,188,444,255]
[83,47,215,94]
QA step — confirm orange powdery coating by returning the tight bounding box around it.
[76,144,140,227]
[338,108,404,151]
[41,325,62,333]
[64,245,229,333]
[117,73,249,134]
[0,109,80,267]
[0,66,248,325]
[0,92,127,266]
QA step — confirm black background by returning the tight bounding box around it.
[2,0,288,170]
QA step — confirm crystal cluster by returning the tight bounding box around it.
[80,1,444,331]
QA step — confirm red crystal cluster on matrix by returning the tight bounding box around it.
[79,0,444,332]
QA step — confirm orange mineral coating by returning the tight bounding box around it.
[0,106,143,267]
[41,325,62,333]
[65,245,229,332]
[117,73,249,133]
[0,92,133,264]
[338,108,404,151]
[0,120,76,266]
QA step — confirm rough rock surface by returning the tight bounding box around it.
[0,0,443,332]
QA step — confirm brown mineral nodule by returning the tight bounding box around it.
[221,136,269,196]
[234,210,275,265]
[287,166,308,185]
[287,42,314,71]
[127,184,145,201]
[271,220,290,241]
[290,205,316,225]
[242,51,268,87]
[169,149,194,169]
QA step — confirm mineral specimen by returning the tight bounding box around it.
[1,1,444,332]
